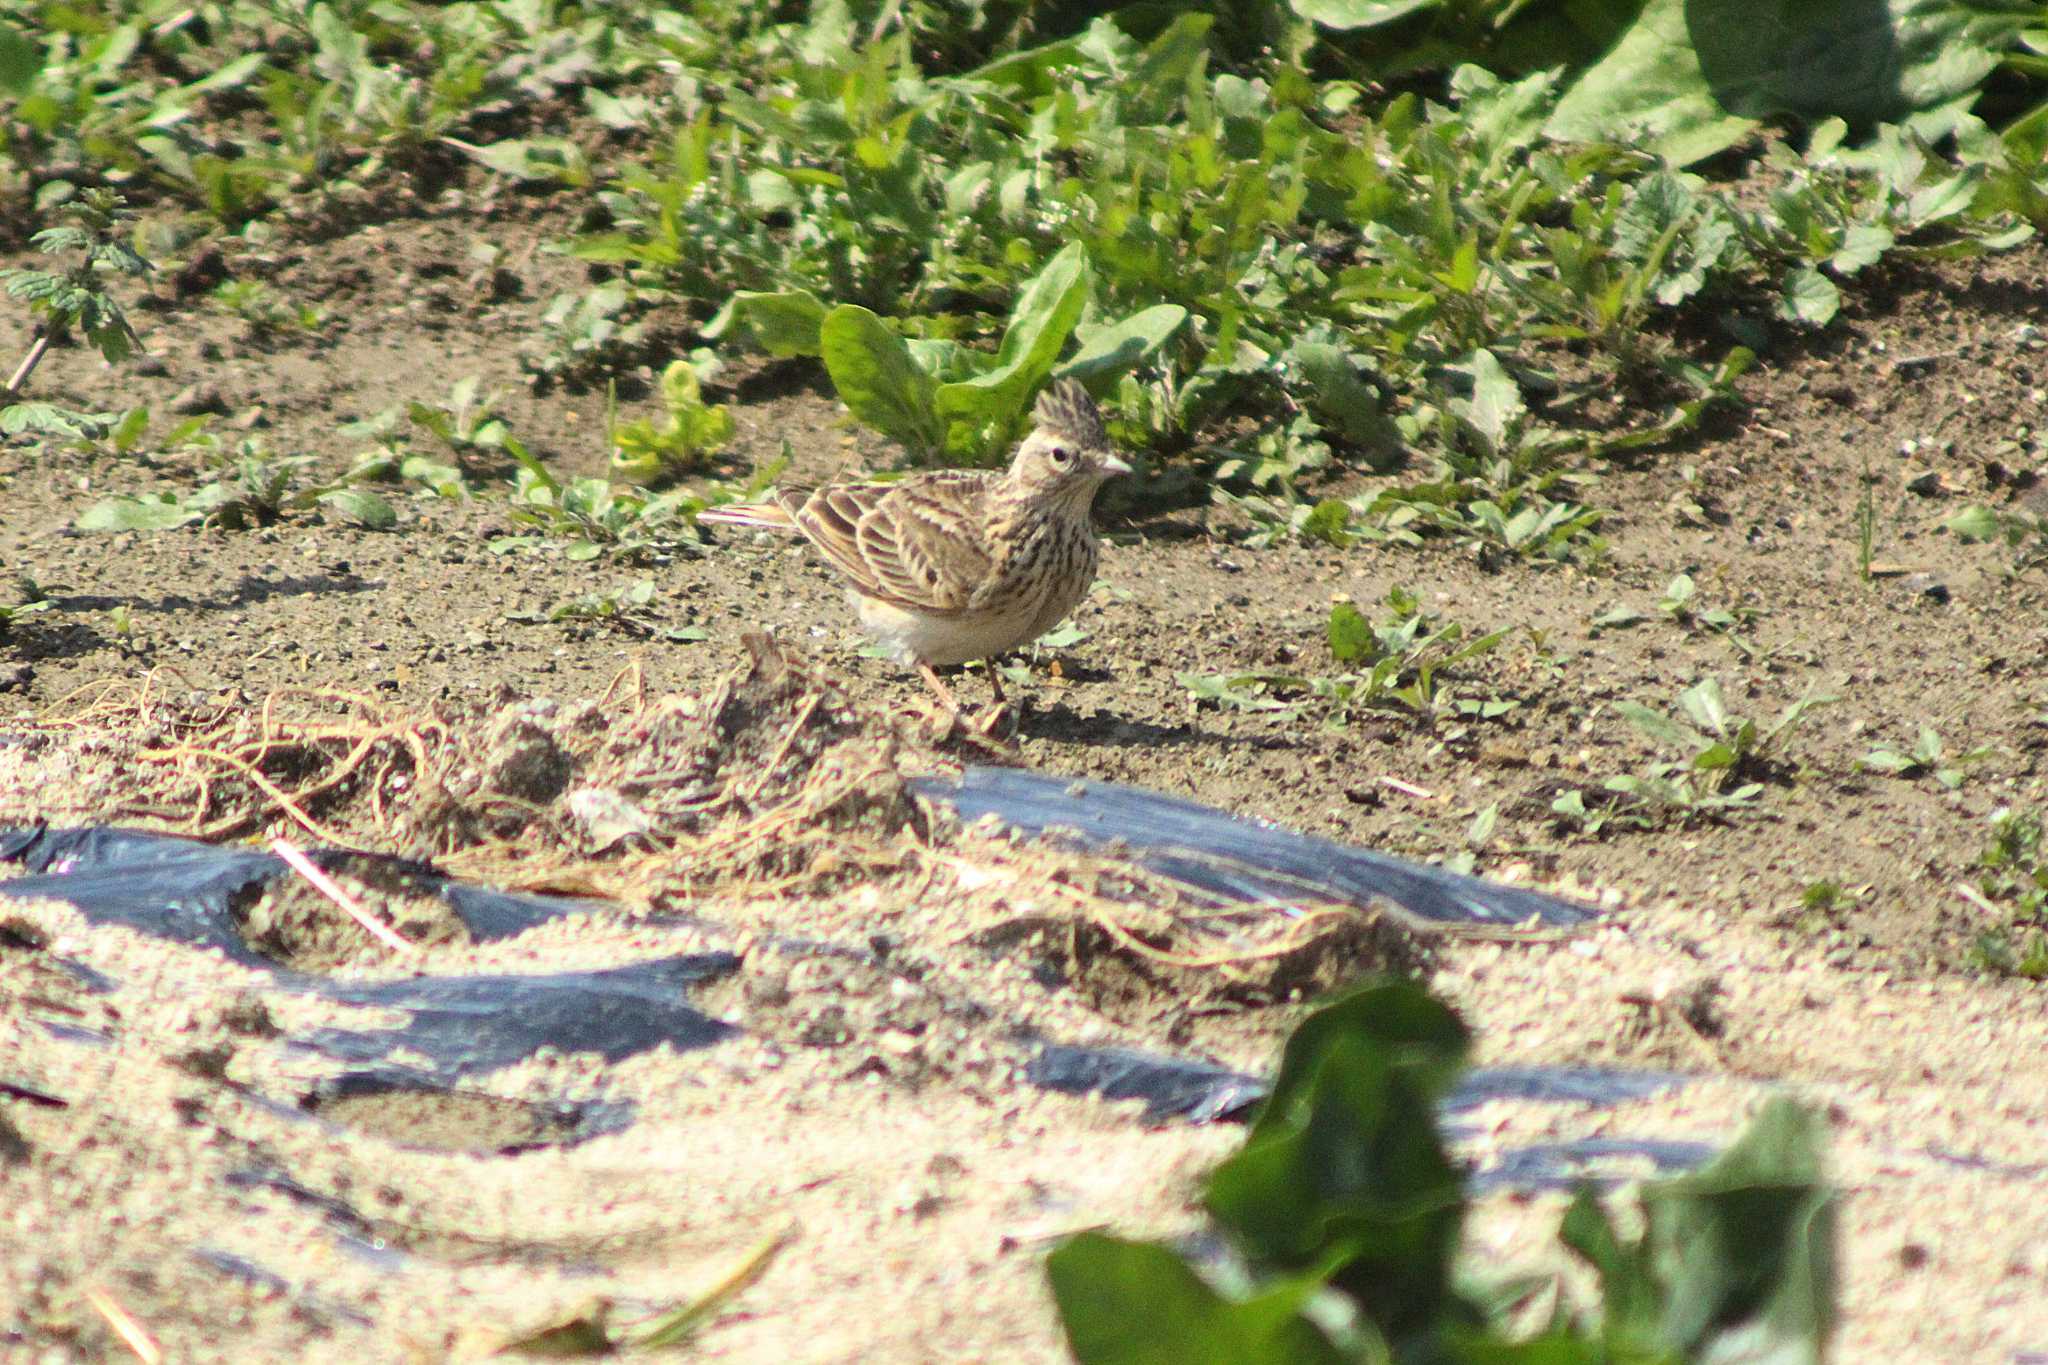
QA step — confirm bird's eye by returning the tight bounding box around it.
[1049,446,1073,466]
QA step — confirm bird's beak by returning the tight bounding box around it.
[1099,452,1133,477]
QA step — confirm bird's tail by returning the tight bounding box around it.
[697,500,796,531]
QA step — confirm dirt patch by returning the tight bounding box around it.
[5,169,2048,1361]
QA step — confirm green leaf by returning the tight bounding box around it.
[1057,305,1188,384]
[706,290,828,358]
[1327,601,1373,663]
[1288,341,1395,455]
[935,242,1091,425]
[76,493,199,532]
[0,23,41,96]
[1047,1234,1347,1365]
[317,489,397,529]
[1779,267,1841,326]
[820,305,941,457]
[1615,701,1708,753]
[444,137,589,187]
[1204,982,1468,1338]
[1945,504,2002,541]
[1452,349,1523,453]
[1289,0,1434,30]
[1549,0,2031,166]
[1644,1098,1836,1359]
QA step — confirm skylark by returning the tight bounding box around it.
[699,379,1131,717]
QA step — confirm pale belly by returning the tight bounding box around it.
[852,586,1074,667]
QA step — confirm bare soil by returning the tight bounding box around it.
[4,163,2048,1362]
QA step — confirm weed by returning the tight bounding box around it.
[211,279,322,337]
[1947,502,2048,576]
[0,577,52,635]
[1048,980,1834,1362]
[497,439,786,563]
[1967,807,2048,979]
[1558,676,1834,832]
[608,358,735,484]
[0,189,150,442]
[1182,588,1513,728]
[76,439,395,533]
[1859,727,1993,790]
[516,579,705,642]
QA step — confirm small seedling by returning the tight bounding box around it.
[1616,675,1834,792]
[76,440,395,532]
[608,357,735,483]
[1967,807,2048,979]
[0,577,53,635]
[1181,588,1513,727]
[1948,503,2048,576]
[212,278,323,335]
[1,190,151,440]
[516,579,703,641]
[1859,726,1992,789]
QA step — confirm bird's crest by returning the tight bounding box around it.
[1030,378,1107,449]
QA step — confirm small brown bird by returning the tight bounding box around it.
[699,379,1131,718]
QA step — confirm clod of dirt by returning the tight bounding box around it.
[233,857,469,973]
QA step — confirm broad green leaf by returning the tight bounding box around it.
[1452,350,1522,453]
[1327,600,1372,663]
[1945,504,2002,541]
[1550,0,2032,166]
[1288,341,1395,455]
[0,24,41,95]
[1615,701,1708,753]
[820,305,941,456]
[317,489,396,529]
[1205,982,1467,1338]
[1048,1234,1347,1365]
[1678,677,1732,737]
[76,493,198,532]
[706,291,827,357]
[935,243,1091,424]
[1289,0,1433,30]
[1057,305,1187,383]
[445,137,589,187]
[1779,267,1841,326]
[1645,1098,1836,1360]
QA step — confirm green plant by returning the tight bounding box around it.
[1947,502,2048,576]
[1859,727,1993,790]
[517,578,705,641]
[608,357,735,483]
[1967,807,2048,980]
[1182,588,1513,727]
[0,189,150,441]
[1048,979,1835,1363]
[0,576,52,635]
[1617,675,1834,792]
[1556,676,1835,832]
[212,278,322,336]
[497,439,786,563]
[1855,451,1878,582]
[75,440,395,532]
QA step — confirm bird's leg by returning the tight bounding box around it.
[972,658,1015,737]
[916,661,963,714]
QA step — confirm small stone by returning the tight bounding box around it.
[1901,573,1950,605]
[1903,470,1947,497]
[169,383,228,416]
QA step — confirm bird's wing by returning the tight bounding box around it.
[697,499,797,530]
[791,473,995,615]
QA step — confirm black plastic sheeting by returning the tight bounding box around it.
[1,768,1683,1187]
[914,767,1598,928]
[0,824,571,968]
[0,822,737,1139]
